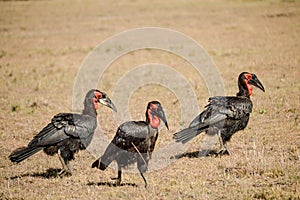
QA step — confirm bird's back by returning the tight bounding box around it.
[205,96,253,141]
[100,120,158,169]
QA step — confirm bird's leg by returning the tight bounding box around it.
[58,149,67,175]
[216,131,231,156]
[216,130,227,156]
[58,149,73,176]
[111,164,122,185]
[217,130,224,149]
[139,168,149,189]
[64,160,74,175]
[223,142,231,155]
[116,168,122,185]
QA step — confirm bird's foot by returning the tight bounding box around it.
[58,169,72,177]
[145,183,150,189]
[111,177,121,186]
[215,148,231,157]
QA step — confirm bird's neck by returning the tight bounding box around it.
[146,109,160,129]
[237,81,252,98]
[82,101,97,117]
[236,90,250,98]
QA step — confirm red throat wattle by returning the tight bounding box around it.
[93,91,102,110]
[147,104,161,128]
[93,98,98,110]
[244,74,253,96]
[246,81,253,96]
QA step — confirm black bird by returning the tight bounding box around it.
[92,101,168,188]
[173,72,265,155]
[9,89,116,176]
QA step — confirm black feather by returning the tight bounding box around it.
[9,89,114,175]
[92,101,167,187]
[173,72,264,155]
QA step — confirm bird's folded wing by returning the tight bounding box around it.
[28,123,69,147]
[113,121,150,149]
[28,113,96,147]
[52,113,96,138]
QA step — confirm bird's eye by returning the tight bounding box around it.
[244,73,252,80]
[94,91,103,99]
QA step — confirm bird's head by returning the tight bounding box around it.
[84,89,117,113]
[146,101,169,130]
[238,72,265,97]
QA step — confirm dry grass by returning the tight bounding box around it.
[0,0,299,199]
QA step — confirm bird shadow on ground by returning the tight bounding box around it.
[173,150,219,159]
[9,168,64,179]
[87,181,138,187]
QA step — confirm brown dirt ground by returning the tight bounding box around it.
[0,0,299,199]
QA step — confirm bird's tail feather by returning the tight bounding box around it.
[173,126,206,144]
[92,142,118,171]
[91,159,104,169]
[9,146,43,163]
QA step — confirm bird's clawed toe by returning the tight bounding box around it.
[215,148,231,157]
[145,183,150,189]
[110,177,121,185]
[58,169,72,177]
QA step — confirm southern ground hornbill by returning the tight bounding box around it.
[173,72,265,155]
[9,89,116,176]
[92,101,168,188]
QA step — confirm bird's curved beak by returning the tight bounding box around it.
[99,97,117,112]
[249,74,265,92]
[154,107,169,130]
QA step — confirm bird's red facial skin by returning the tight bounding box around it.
[244,74,253,96]
[93,98,98,110]
[149,103,158,110]
[246,82,253,96]
[244,73,252,80]
[94,91,102,99]
[148,103,161,128]
[93,91,102,110]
